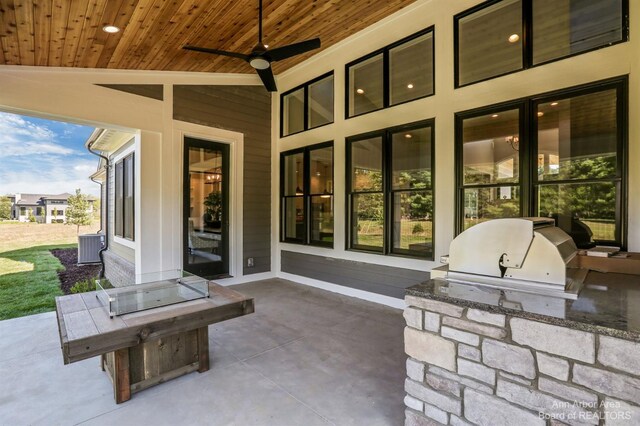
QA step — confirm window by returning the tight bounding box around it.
[347,120,434,258]
[281,142,333,247]
[456,78,626,247]
[115,153,135,240]
[20,207,26,215]
[281,73,334,137]
[455,0,628,87]
[346,28,434,118]
[36,207,43,216]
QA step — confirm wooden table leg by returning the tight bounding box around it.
[197,327,209,373]
[114,348,131,403]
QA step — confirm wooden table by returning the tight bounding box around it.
[55,282,254,403]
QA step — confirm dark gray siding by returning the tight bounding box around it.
[173,85,271,275]
[281,251,430,299]
[97,84,164,100]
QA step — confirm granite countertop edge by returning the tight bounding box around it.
[406,285,640,342]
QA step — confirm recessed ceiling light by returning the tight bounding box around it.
[405,134,412,139]
[264,44,269,48]
[356,88,365,94]
[508,34,520,43]
[102,25,120,34]
[537,111,544,117]
[407,83,414,89]
[551,102,559,106]
[491,114,499,118]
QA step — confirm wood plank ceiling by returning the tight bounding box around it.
[0,0,419,75]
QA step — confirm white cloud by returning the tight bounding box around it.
[0,112,74,157]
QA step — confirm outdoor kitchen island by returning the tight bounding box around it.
[403,271,640,426]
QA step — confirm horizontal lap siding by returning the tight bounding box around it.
[173,85,271,275]
[281,251,429,299]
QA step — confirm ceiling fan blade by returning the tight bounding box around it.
[256,67,277,92]
[268,38,321,62]
[183,45,250,61]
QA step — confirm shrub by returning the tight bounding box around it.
[70,278,98,294]
[412,223,424,234]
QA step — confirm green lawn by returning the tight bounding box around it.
[0,222,99,320]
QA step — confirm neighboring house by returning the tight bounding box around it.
[10,193,95,224]
[0,0,637,306]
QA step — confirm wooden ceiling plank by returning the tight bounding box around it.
[95,0,141,68]
[0,0,22,65]
[33,0,52,66]
[73,0,108,68]
[48,0,70,66]
[61,0,91,67]
[14,0,35,65]
[109,0,161,69]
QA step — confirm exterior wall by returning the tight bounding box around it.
[282,250,428,299]
[174,85,271,276]
[103,250,135,288]
[274,0,640,295]
[403,295,640,425]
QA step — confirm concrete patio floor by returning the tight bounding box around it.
[0,278,406,425]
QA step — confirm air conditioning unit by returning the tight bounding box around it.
[78,233,105,264]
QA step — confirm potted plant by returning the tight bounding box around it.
[203,191,222,229]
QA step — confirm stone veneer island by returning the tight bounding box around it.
[403,271,640,426]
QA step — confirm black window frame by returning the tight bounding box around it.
[345,27,436,119]
[454,0,629,88]
[280,72,335,138]
[346,119,436,259]
[115,152,135,241]
[455,76,627,247]
[280,141,334,248]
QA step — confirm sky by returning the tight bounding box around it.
[0,111,100,197]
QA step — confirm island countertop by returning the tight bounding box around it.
[406,271,640,341]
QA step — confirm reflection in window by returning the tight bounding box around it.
[533,0,624,65]
[281,73,334,136]
[282,88,304,136]
[457,0,523,86]
[463,186,520,230]
[310,147,334,245]
[308,75,334,129]
[348,54,384,117]
[390,32,434,106]
[282,152,305,242]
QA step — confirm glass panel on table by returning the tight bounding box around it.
[391,126,432,190]
[457,0,523,85]
[350,137,383,192]
[310,195,333,246]
[283,88,305,135]
[463,186,520,230]
[537,182,616,245]
[348,54,384,116]
[283,152,305,196]
[532,0,624,65]
[462,109,520,185]
[308,75,334,128]
[390,32,434,105]
[284,197,305,241]
[536,89,618,181]
[392,191,433,257]
[351,193,384,251]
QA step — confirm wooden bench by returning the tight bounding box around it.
[55,282,254,403]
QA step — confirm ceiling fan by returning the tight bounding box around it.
[183,0,321,92]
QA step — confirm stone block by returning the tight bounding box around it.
[450,415,473,426]
[458,344,481,362]
[405,327,456,372]
[499,371,532,386]
[405,379,462,416]
[457,358,495,386]
[441,326,479,346]
[423,311,440,332]
[404,307,423,330]
[425,373,461,398]
[598,336,640,376]
[496,379,597,425]
[405,295,464,318]
[482,339,535,379]
[429,365,494,394]
[538,377,598,407]
[464,388,545,426]
[537,352,570,381]
[405,409,441,426]
[573,364,640,405]
[467,309,506,327]
[603,398,640,426]
[442,317,506,339]
[407,358,425,382]
[424,402,448,424]
[510,318,595,363]
[405,394,424,411]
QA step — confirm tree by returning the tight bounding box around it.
[0,196,11,220]
[66,189,92,234]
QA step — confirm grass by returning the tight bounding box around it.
[0,222,100,320]
[355,220,433,249]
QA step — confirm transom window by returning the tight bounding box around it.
[347,120,434,259]
[281,73,334,137]
[456,78,626,248]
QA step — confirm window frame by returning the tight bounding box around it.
[454,0,629,88]
[455,76,627,247]
[114,152,135,241]
[345,27,436,119]
[280,72,335,138]
[346,119,436,259]
[280,141,334,248]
